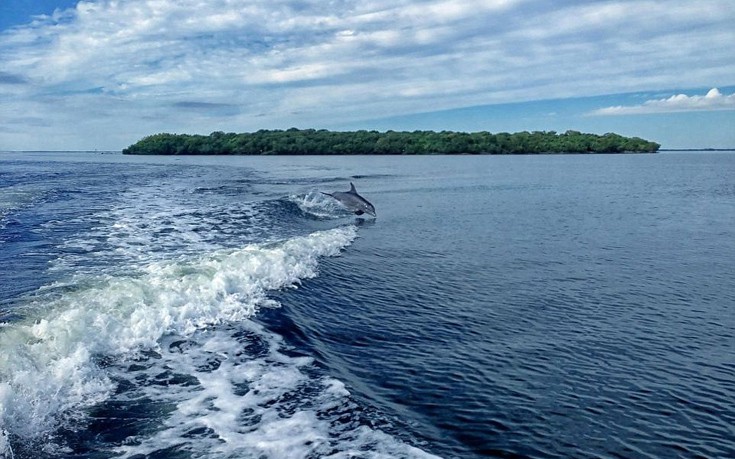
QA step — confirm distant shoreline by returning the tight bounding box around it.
[6,148,735,155]
[659,148,735,152]
[122,129,660,156]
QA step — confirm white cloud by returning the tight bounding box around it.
[591,88,735,116]
[0,0,734,149]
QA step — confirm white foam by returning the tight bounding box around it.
[110,321,439,459]
[49,178,276,277]
[113,324,318,457]
[0,226,357,447]
[0,428,12,458]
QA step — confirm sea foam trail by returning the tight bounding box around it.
[0,226,357,455]
[108,322,440,459]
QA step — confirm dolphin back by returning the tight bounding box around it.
[323,182,376,217]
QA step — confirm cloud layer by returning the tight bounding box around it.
[1,0,734,149]
[591,88,735,115]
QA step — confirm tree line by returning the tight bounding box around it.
[122,128,660,155]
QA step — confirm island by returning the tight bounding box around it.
[122,129,660,155]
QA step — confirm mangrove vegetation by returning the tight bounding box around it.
[122,129,660,155]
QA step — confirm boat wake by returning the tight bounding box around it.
[0,227,418,457]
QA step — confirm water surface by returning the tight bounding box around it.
[1,151,733,458]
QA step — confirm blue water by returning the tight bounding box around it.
[1,151,734,458]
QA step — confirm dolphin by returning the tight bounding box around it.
[322,182,376,217]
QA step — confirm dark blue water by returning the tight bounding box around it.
[1,152,733,458]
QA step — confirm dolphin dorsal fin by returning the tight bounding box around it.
[349,182,357,194]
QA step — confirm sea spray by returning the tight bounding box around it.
[290,190,351,219]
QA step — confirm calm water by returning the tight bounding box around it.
[0,151,733,458]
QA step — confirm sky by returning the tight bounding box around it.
[0,0,734,151]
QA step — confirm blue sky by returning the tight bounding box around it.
[0,0,733,151]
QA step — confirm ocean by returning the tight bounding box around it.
[0,151,733,459]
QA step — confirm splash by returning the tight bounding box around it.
[289,190,351,219]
